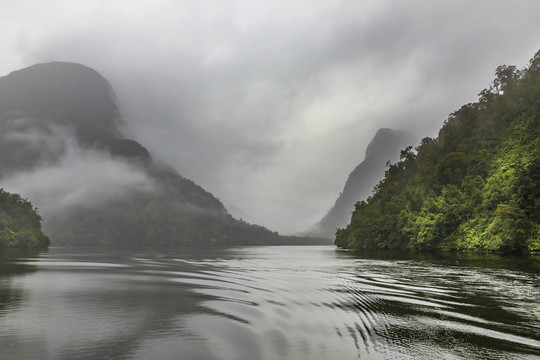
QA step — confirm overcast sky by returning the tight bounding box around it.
[1,0,540,233]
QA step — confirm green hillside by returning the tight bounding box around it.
[0,189,49,249]
[336,50,540,254]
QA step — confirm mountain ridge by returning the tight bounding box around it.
[309,128,417,238]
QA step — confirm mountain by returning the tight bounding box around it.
[309,128,417,238]
[225,203,261,225]
[0,62,316,246]
[336,50,540,254]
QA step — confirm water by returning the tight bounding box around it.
[1,246,539,360]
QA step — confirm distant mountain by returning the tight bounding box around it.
[309,128,417,238]
[0,62,318,246]
[225,203,260,225]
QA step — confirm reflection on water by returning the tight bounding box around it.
[0,246,539,360]
[0,249,40,314]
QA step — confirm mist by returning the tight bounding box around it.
[2,0,540,233]
[1,124,157,219]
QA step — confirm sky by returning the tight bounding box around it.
[1,0,540,233]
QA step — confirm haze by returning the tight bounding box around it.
[1,0,540,233]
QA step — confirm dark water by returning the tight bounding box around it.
[1,246,539,360]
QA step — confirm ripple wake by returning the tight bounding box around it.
[1,246,539,360]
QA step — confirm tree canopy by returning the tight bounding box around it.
[0,189,50,249]
[336,50,540,254]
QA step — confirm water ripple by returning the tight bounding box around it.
[2,247,539,360]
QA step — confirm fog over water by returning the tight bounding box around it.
[2,1,540,232]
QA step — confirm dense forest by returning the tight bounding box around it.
[0,188,49,249]
[336,50,540,254]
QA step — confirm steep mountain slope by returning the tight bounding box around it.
[310,128,417,238]
[336,50,540,253]
[0,62,309,246]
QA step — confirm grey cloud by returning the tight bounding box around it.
[2,0,540,232]
[1,126,157,218]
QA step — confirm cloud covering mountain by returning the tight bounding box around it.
[2,1,540,232]
[0,62,311,246]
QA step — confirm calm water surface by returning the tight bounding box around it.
[1,246,539,359]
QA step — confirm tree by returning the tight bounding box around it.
[0,189,50,249]
[335,49,540,254]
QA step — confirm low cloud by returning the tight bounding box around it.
[1,126,157,218]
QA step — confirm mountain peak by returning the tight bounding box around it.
[6,61,104,77]
[309,128,417,238]
[0,62,121,145]
[365,128,415,159]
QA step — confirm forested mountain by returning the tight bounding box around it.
[310,128,416,238]
[0,62,321,246]
[0,189,49,249]
[336,50,540,254]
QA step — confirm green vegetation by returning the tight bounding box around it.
[44,167,330,247]
[336,50,540,254]
[0,189,50,249]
